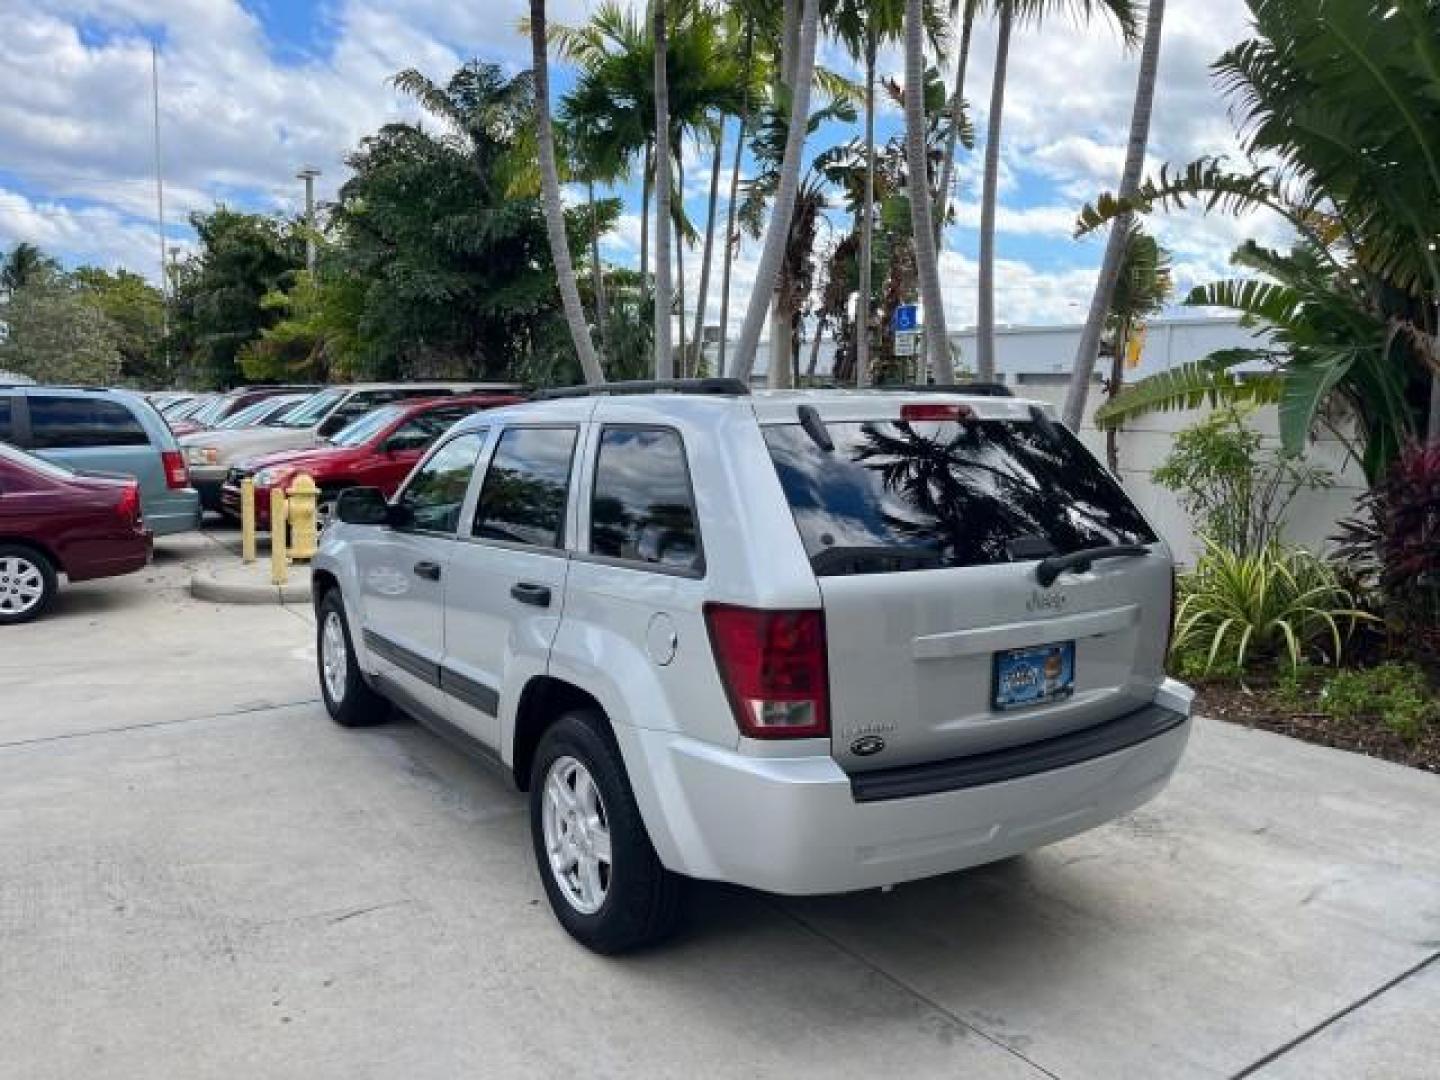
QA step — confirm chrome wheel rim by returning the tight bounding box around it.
[0,556,45,616]
[541,756,612,915]
[321,611,348,702]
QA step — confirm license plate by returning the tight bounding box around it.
[993,641,1075,711]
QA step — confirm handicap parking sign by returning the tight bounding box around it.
[893,304,918,332]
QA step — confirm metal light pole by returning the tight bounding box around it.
[296,166,320,271]
[151,42,170,379]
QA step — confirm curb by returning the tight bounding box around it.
[190,570,312,606]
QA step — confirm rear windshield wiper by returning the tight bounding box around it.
[1035,544,1150,588]
[810,545,943,576]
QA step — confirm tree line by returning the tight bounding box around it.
[5,0,1437,484]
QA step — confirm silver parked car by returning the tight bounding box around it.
[181,382,518,510]
[0,385,200,536]
[310,380,1194,953]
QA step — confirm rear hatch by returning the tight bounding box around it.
[759,395,1172,774]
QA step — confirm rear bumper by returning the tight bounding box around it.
[66,532,152,582]
[145,490,201,536]
[619,679,1194,895]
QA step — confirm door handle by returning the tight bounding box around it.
[413,560,442,581]
[510,582,551,607]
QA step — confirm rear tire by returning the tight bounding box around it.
[529,710,682,954]
[0,545,58,625]
[317,589,391,727]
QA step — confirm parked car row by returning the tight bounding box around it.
[0,379,519,621]
[181,382,519,511]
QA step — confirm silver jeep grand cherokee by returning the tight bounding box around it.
[311,379,1193,953]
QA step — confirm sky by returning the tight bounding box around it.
[0,0,1292,336]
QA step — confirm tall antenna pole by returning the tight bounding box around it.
[151,41,170,378]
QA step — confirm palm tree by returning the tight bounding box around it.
[932,0,980,245]
[529,0,605,384]
[716,16,758,375]
[1100,223,1171,470]
[1064,0,1165,430]
[1074,0,1440,476]
[827,0,904,386]
[905,0,952,383]
[550,2,744,375]
[730,0,822,383]
[974,0,1139,380]
[1,243,58,297]
[652,1,674,378]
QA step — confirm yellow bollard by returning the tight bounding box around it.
[286,474,319,562]
[240,478,256,564]
[270,487,288,587]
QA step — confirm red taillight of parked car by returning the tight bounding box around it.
[704,604,829,739]
[116,483,142,525]
[161,450,189,490]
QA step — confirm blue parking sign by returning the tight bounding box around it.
[893,304,918,332]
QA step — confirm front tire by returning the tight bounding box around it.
[529,711,681,954]
[0,545,58,625]
[317,589,390,727]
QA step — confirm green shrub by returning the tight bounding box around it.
[1319,663,1439,741]
[1173,539,1373,673]
[1153,406,1332,557]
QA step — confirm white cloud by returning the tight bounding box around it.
[0,0,1282,330]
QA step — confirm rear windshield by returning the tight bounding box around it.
[764,417,1156,576]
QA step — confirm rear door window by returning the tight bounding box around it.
[763,416,1156,576]
[590,427,702,572]
[0,397,14,443]
[472,427,578,549]
[28,397,151,449]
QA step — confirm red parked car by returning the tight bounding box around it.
[221,394,521,528]
[0,440,152,624]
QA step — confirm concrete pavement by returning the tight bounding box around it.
[1,530,1437,1079]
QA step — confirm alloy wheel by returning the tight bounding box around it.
[321,611,348,702]
[0,556,46,616]
[541,755,613,915]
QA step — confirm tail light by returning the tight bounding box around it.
[116,483,141,524]
[161,450,189,490]
[1164,563,1178,659]
[704,604,829,739]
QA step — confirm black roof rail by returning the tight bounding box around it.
[872,382,1013,398]
[534,377,751,400]
[0,383,112,392]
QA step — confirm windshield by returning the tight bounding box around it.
[189,397,232,426]
[260,397,307,426]
[329,404,405,447]
[0,440,76,481]
[764,417,1157,576]
[215,398,283,429]
[167,397,211,421]
[273,389,345,428]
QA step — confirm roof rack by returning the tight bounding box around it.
[871,382,1013,398]
[534,378,751,400]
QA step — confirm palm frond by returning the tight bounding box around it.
[1093,353,1282,430]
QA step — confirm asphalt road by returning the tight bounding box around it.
[2,531,1437,1079]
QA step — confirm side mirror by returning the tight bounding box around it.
[334,487,390,526]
